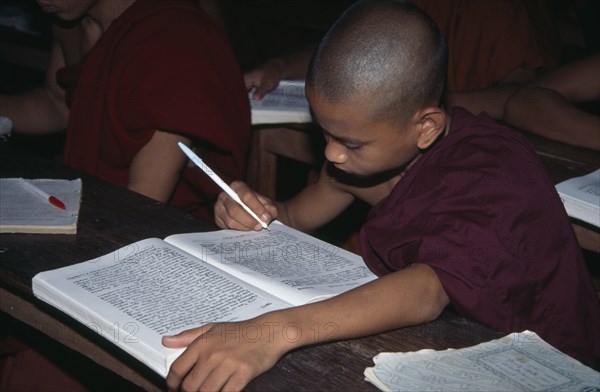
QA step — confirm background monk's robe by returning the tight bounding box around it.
[57,0,250,220]
[413,0,560,90]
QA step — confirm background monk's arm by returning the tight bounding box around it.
[503,54,600,151]
[128,130,190,202]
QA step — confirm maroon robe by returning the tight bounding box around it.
[57,0,250,220]
[360,107,600,367]
[412,0,559,90]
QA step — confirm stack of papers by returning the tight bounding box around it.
[364,331,599,391]
[555,169,600,227]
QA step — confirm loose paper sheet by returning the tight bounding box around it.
[364,331,600,391]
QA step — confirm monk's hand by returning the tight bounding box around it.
[243,58,285,100]
[214,181,277,231]
[162,320,285,392]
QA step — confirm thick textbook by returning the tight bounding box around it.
[555,169,600,227]
[250,80,312,124]
[32,221,376,377]
[0,178,82,234]
[364,331,600,391]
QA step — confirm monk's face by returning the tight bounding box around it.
[308,93,420,178]
[36,0,99,21]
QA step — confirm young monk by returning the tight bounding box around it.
[163,1,600,390]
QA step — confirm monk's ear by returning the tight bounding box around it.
[415,107,446,150]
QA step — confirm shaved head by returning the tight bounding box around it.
[307,0,447,126]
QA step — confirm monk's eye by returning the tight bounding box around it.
[345,144,363,151]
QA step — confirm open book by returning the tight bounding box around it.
[32,221,376,377]
[250,80,312,124]
[0,178,82,234]
[364,331,600,391]
[555,169,600,227]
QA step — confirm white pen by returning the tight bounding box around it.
[19,178,66,210]
[178,142,270,230]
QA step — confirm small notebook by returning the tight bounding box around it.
[0,178,82,234]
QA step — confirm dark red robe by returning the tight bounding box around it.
[412,0,559,90]
[57,0,250,220]
[360,107,600,367]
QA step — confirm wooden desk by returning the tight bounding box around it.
[0,141,501,391]
[0,142,210,390]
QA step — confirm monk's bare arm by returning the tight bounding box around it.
[0,26,69,134]
[276,165,355,232]
[278,264,450,342]
[128,131,190,202]
[215,163,355,232]
[164,263,450,391]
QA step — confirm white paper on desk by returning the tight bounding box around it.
[364,331,600,391]
[250,80,312,124]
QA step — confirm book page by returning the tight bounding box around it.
[555,169,600,227]
[0,178,81,233]
[32,238,289,377]
[165,221,377,306]
[556,169,600,208]
[250,80,312,124]
[364,331,600,391]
